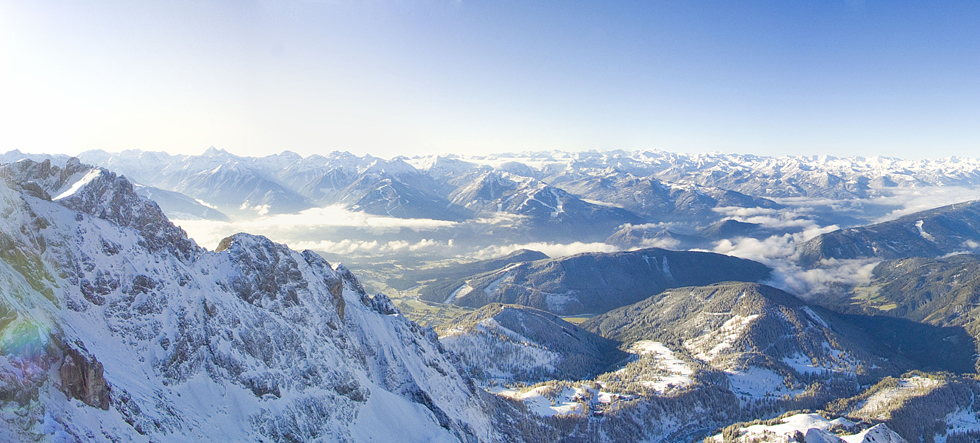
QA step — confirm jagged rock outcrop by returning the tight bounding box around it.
[0,159,497,442]
[59,341,111,410]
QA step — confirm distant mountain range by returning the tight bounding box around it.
[10,148,976,244]
[449,150,980,199]
[554,172,783,221]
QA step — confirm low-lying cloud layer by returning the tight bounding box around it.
[713,206,824,230]
[174,208,618,262]
[468,242,620,260]
[706,187,980,298]
[290,238,447,255]
[870,186,980,222]
[712,225,877,297]
[174,205,456,250]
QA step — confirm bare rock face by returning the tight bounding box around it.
[59,342,110,410]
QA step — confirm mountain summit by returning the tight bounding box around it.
[0,159,494,441]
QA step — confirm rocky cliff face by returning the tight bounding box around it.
[0,159,494,442]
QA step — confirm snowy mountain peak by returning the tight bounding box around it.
[0,159,495,442]
[201,146,231,157]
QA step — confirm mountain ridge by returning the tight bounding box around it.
[420,247,773,315]
[0,158,500,441]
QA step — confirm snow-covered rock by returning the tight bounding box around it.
[708,413,907,443]
[0,159,493,441]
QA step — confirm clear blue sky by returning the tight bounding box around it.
[1,1,978,159]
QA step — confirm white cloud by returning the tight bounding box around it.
[471,212,527,228]
[173,205,456,249]
[710,224,861,298]
[194,198,218,209]
[468,242,619,260]
[712,207,783,218]
[713,206,823,230]
[636,237,681,249]
[767,259,880,297]
[869,186,980,222]
[288,238,446,255]
[410,238,438,251]
[242,205,458,230]
[617,222,673,230]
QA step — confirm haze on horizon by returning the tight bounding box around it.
[1,1,978,160]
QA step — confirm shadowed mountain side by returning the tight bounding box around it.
[421,248,772,315]
[436,304,629,383]
[697,219,791,240]
[821,255,980,373]
[823,373,980,443]
[798,200,980,267]
[133,184,230,221]
[850,256,980,330]
[837,315,976,374]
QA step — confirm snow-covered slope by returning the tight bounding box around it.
[436,304,627,383]
[554,172,782,221]
[440,150,980,199]
[709,413,907,443]
[584,283,909,409]
[0,159,494,441]
[440,168,646,236]
[823,373,980,443]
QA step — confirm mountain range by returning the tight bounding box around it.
[0,158,500,441]
[15,148,979,245]
[6,151,980,441]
